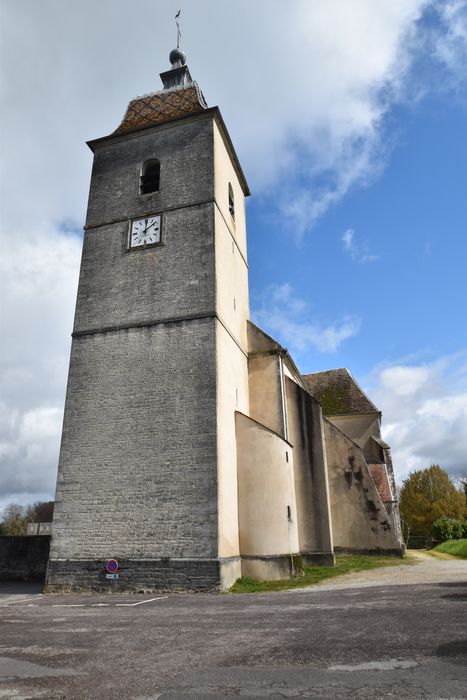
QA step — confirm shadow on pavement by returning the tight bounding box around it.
[0,581,44,596]
[436,639,467,666]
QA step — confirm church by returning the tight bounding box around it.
[46,48,403,592]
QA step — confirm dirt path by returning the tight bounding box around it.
[305,550,467,591]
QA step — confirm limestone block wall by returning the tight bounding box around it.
[85,116,214,230]
[235,412,299,580]
[74,201,216,335]
[285,379,334,564]
[50,317,218,566]
[324,419,403,554]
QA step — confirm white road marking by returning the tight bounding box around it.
[0,595,44,606]
[115,596,168,607]
[2,597,168,610]
[52,604,86,607]
[329,659,418,672]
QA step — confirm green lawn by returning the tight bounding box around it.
[230,554,412,593]
[432,539,467,559]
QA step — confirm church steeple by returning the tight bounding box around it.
[113,48,207,136]
[160,48,193,90]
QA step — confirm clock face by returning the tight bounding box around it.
[130,215,161,248]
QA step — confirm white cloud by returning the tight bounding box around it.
[342,228,380,263]
[0,0,450,238]
[253,284,361,356]
[0,226,81,507]
[434,0,467,79]
[1,2,466,506]
[365,353,467,483]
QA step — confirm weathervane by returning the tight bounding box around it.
[175,9,181,49]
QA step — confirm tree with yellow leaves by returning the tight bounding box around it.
[399,465,466,536]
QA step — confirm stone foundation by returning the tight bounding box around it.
[46,557,231,592]
[334,546,405,557]
[301,551,336,567]
[240,554,295,581]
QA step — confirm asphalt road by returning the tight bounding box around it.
[0,556,466,699]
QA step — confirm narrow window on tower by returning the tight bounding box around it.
[228,182,235,220]
[140,159,160,195]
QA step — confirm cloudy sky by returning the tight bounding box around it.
[1,0,466,512]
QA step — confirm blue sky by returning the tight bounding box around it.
[250,90,467,375]
[0,1,466,511]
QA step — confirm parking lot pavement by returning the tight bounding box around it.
[0,560,466,699]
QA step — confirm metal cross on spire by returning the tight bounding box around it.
[175,9,182,49]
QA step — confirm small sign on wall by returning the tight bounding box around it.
[105,559,119,574]
[105,559,119,579]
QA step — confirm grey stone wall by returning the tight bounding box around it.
[46,557,221,592]
[48,112,223,590]
[85,116,214,229]
[74,202,216,334]
[0,536,51,581]
[50,318,218,565]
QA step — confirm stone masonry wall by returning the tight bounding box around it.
[46,558,221,592]
[85,116,214,230]
[49,318,218,564]
[0,536,51,581]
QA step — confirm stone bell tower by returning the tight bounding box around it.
[47,48,250,591]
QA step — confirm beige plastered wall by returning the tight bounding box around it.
[248,354,284,436]
[324,419,402,552]
[213,119,250,570]
[236,412,299,560]
[214,207,249,348]
[213,120,247,256]
[327,413,381,451]
[216,322,249,561]
[285,378,334,557]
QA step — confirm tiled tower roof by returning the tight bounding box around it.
[113,46,207,136]
[114,83,207,135]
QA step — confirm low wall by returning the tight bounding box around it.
[235,412,299,560]
[0,535,51,581]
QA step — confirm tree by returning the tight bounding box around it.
[456,474,467,511]
[0,503,28,535]
[0,500,54,535]
[25,501,54,523]
[399,465,466,536]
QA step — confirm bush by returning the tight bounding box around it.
[452,519,464,539]
[432,516,464,542]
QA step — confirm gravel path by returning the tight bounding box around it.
[307,550,467,591]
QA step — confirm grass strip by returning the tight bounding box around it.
[230,554,411,593]
[432,538,467,559]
